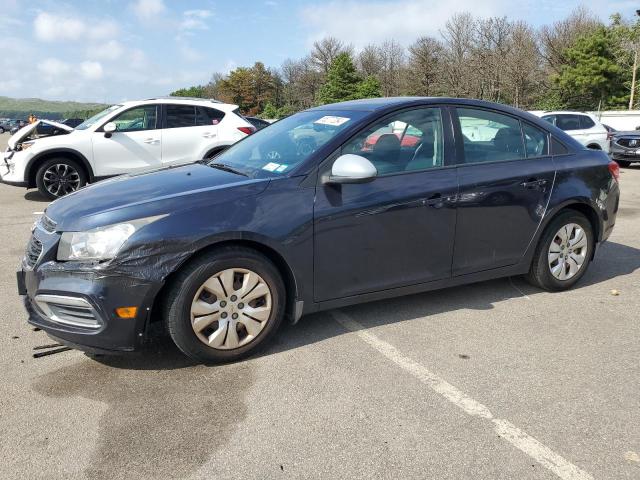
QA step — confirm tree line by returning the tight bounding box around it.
[172,8,638,118]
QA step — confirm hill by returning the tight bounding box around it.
[0,96,107,120]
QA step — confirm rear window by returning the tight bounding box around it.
[580,115,595,129]
[197,107,225,126]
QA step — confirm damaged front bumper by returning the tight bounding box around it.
[19,221,167,353]
[21,265,160,353]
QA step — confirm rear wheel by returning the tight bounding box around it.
[35,157,87,200]
[526,211,593,291]
[164,247,285,363]
[616,160,631,168]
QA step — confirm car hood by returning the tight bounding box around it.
[613,131,640,137]
[45,162,270,231]
[7,120,74,149]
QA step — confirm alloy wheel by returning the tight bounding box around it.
[548,223,588,281]
[190,268,272,350]
[42,163,81,197]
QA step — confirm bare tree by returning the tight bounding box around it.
[407,36,444,95]
[440,12,476,97]
[539,6,600,75]
[357,44,384,77]
[473,17,512,102]
[310,37,353,74]
[378,39,406,96]
[504,21,544,108]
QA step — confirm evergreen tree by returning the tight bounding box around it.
[317,53,362,104]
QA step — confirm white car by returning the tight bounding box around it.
[537,111,609,153]
[1,98,255,199]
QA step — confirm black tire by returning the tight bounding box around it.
[35,157,88,200]
[526,211,594,291]
[0,127,5,134]
[164,246,286,364]
[616,160,631,168]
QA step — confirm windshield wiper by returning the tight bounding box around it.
[207,162,248,177]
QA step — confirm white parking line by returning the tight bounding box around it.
[331,310,593,480]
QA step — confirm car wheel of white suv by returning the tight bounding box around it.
[35,157,88,200]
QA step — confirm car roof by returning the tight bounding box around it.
[118,97,240,112]
[541,111,593,116]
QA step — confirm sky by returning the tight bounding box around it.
[0,0,636,103]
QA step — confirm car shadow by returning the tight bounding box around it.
[24,190,50,202]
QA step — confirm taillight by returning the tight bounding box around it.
[608,160,620,181]
[237,126,255,135]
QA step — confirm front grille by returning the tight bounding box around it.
[34,295,101,329]
[39,214,57,233]
[25,235,43,268]
[615,137,640,148]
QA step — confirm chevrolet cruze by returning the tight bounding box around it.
[18,98,620,363]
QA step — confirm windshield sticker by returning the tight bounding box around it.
[262,162,280,172]
[275,164,288,172]
[314,116,350,126]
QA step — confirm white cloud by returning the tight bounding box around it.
[34,12,84,41]
[80,61,104,80]
[91,40,125,61]
[38,58,71,76]
[34,12,118,42]
[300,0,506,48]
[180,9,214,30]
[179,45,204,62]
[133,0,167,20]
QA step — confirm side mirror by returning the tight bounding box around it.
[324,154,377,184]
[103,122,117,138]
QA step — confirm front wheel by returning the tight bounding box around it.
[164,247,286,364]
[35,157,87,200]
[526,211,593,291]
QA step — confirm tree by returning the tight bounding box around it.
[317,52,362,104]
[554,26,627,108]
[170,85,207,97]
[356,76,382,99]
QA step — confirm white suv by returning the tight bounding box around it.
[538,111,609,153]
[1,98,255,199]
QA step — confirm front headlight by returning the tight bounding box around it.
[57,215,165,261]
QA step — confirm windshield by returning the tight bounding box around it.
[209,110,367,178]
[75,105,122,130]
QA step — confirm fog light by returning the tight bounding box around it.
[115,307,138,319]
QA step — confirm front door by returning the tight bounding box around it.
[313,106,458,302]
[91,104,161,176]
[452,107,556,275]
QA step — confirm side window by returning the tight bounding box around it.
[550,137,569,155]
[541,115,555,126]
[522,123,549,158]
[580,115,595,129]
[196,107,225,126]
[111,105,157,132]
[555,115,581,131]
[342,107,444,175]
[456,108,525,163]
[166,105,196,128]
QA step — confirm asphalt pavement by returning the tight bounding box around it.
[0,131,638,479]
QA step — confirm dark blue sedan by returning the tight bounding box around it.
[18,97,620,363]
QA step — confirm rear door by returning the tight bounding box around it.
[161,104,222,164]
[452,107,556,275]
[313,106,458,301]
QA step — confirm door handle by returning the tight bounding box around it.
[202,132,216,138]
[519,178,547,189]
[423,193,445,208]
[143,138,159,144]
